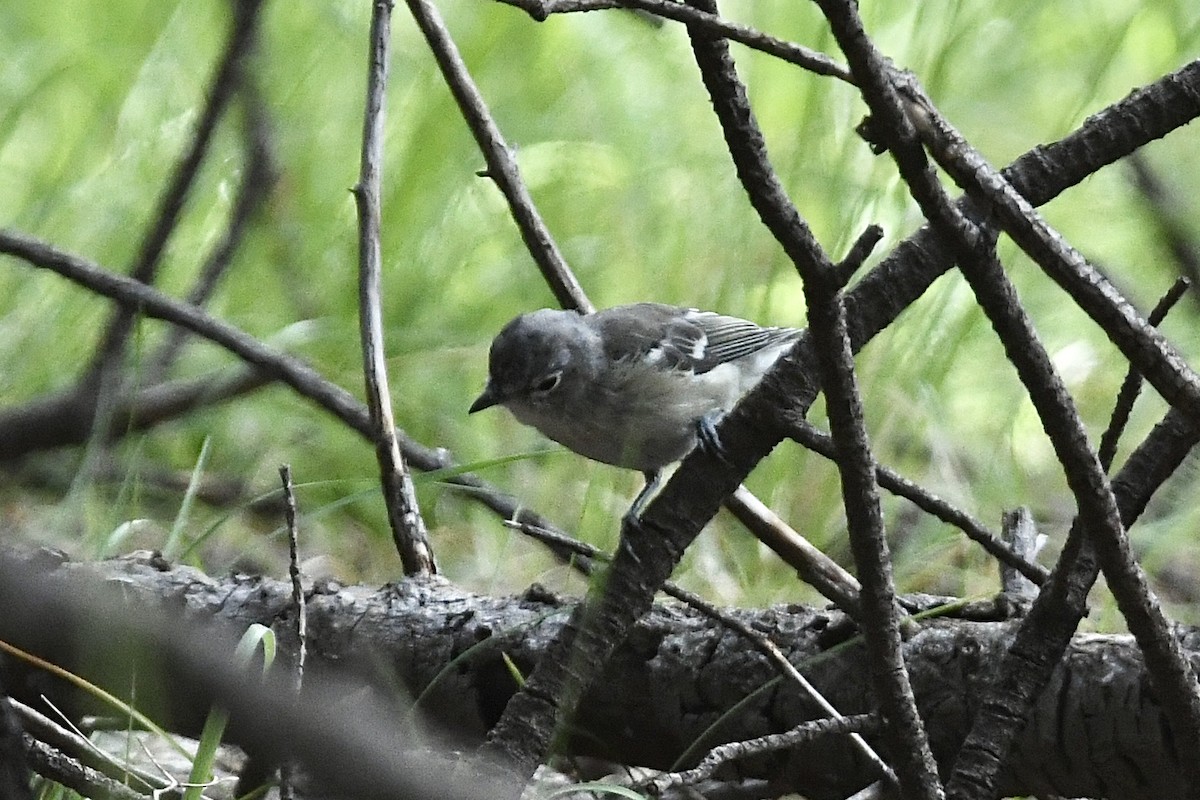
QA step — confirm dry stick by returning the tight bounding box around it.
[998,508,1040,601]
[679,1,942,795]
[353,0,436,576]
[495,0,854,83]
[405,0,591,313]
[723,486,863,612]
[807,286,942,800]
[640,713,881,796]
[786,419,1049,586]
[22,738,145,800]
[1097,276,1191,472]
[278,464,304,800]
[86,0,267,384]
[812,2,1200,797]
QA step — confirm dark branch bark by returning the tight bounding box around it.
[2,551,1195,800]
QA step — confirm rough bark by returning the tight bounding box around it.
[0,551,1190,799]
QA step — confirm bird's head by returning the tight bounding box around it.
[469,309,598,415]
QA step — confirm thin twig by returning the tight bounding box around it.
[998,508,1040,601]
[723,486,863,613]
[22,736,148,800]
[495,0,855,83]
[835,224,885,286]
[786,419,1048,586]
[279,464,304,800]
[639,713,881,796]
[354,0,436,575]
[406,0,592,313]
[1097,276,1191,472]
[806,286,941,798]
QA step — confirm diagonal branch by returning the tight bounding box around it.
[407,0,592,313]
[786,419,1049,586]
[899,64,1200,428]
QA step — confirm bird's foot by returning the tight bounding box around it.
[696,410,733,467]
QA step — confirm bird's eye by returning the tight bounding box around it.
[531,371,562,395]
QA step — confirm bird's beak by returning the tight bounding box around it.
[469,383,500,414]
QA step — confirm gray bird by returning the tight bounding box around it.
[469,303,799,516]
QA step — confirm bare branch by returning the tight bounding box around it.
[495,0,854,82]
[353,0,436,576]
[723,486,863,614]
[786,419,1049,586]
[640,714,882,796]
[810,1,1200,795]
[1097,276,1191,471]
[407,0,592,312]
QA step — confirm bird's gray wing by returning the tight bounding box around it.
[680,310,798,375]
[588,303,697,367]
[588,304,797,375]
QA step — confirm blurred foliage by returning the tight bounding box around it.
[1,0,1199,625]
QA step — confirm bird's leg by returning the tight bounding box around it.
[625,469,662,522]
[624,413,729,523]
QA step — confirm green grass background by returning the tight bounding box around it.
[2,0,1199,625]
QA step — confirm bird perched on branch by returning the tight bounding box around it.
[469,303,800,517]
